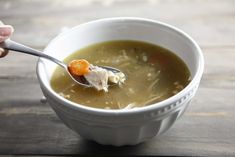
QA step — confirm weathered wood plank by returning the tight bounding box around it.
[0,52,38,79]
[0,0,235,47]
[0,80,234,156]
[0,0,235,156]
[0,25,234,157]
[0,78,42,101]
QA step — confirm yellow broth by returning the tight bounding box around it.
[51,40,191,109]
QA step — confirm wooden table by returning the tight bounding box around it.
[0,0,235,156]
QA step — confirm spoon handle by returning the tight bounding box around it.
[0,39,67,68]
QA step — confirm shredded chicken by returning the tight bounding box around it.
[84,65,126,92]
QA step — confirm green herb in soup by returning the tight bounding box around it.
[51,40,191,109]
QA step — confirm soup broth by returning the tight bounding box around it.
[51,40,191,109]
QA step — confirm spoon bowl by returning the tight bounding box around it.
[0,39,123,88]
[68,65,123,88]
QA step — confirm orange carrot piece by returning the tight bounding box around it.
[68,59,90,76]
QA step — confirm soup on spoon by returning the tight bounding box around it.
[68,59,126,92]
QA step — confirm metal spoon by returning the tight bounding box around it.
[0,39,123,88]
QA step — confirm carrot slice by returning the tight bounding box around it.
[68,59,90,76]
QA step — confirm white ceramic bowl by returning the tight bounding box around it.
[36,17,204,146]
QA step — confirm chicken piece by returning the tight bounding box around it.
[85,65,126,92]
[84,65,109,92]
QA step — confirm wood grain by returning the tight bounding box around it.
[1,0,235,47]
[0,0,235,156]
